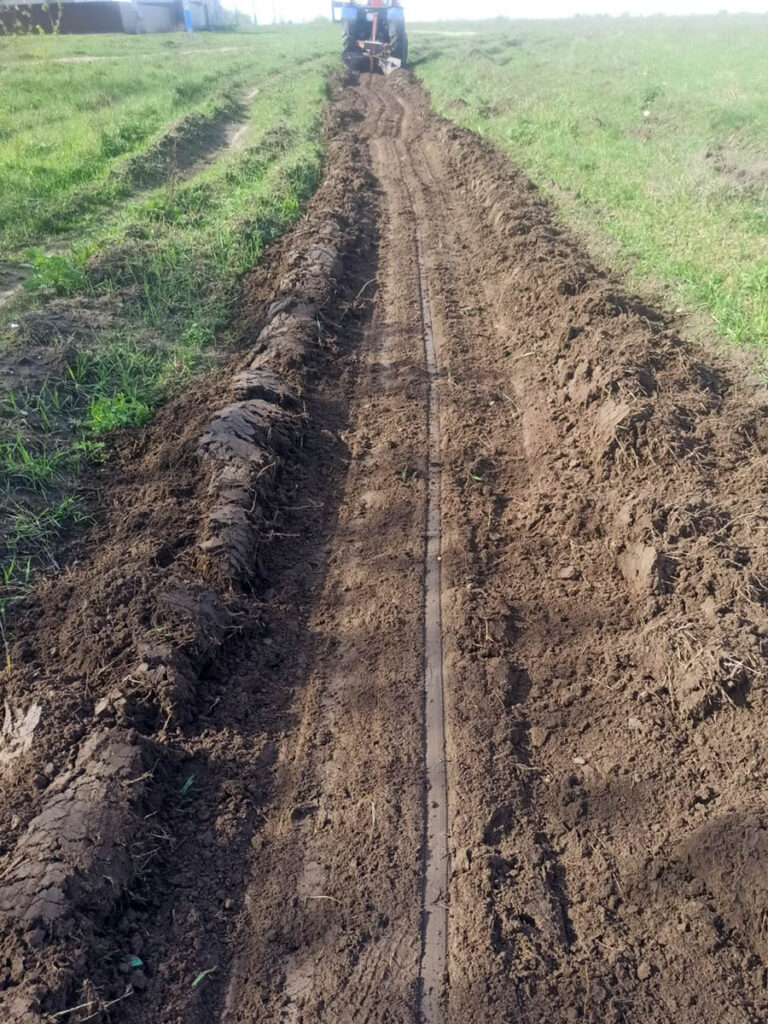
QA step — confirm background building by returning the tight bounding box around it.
[0,0,235,33]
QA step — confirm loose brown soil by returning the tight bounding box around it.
[119,98,247,190]
[3,70,768,1024]
[0,264,32,311]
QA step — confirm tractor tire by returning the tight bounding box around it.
[342,15,359,53]
[388,17,407,66]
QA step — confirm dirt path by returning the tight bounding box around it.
[221,73,768,1024]
[3,70,768,1024]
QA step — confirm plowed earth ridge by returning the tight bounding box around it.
[2,71,768,1024]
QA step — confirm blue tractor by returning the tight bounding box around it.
[332,0,407,74]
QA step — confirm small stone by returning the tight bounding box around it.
[637,960,653,981]
[94,696,113,720]
[530,726,550,748]
[627,716,643,731]
[573,756,587,766]
[559,565,580,580]
[453,848,472,874]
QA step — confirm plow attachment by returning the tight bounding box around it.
[347,43,402,75]
[333,0,408,74]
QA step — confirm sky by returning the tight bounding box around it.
[249,0,768,24]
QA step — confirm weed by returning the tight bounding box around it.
[85,393,152,433]
[0,496,87,612]
[0,435,67,491]
[3,495,86,550]
[25,249,90,295]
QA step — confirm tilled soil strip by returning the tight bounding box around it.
[3,67,768,1024]
[223,72,428,1023]
[383,74,768,1023]
[236,72,768,1023]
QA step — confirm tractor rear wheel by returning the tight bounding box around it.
[388,17,407,66]
[342,15,359,53]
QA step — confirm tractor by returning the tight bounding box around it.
[332,0,408,74]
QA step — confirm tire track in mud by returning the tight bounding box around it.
[388,93,451,1022]
[381,75,768,1024]
[362,73,451,1021]
[411,201,449,1024]
[0,80,384,1024]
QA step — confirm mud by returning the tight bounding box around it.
[0,264,32,311]
[117,81,276,191]
[3,69,768,1024]
[120,100,245,190]
[704,137,768,193]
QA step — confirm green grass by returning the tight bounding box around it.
[411,15,768,352]
[0,25,338,604]
[0,28,335,251]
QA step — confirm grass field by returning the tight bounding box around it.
[412,15,768,352]
[0,26,337,604]
[1,28,335,250]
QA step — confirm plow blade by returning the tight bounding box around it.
[377,55,402,74]
[347,38,402,74]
